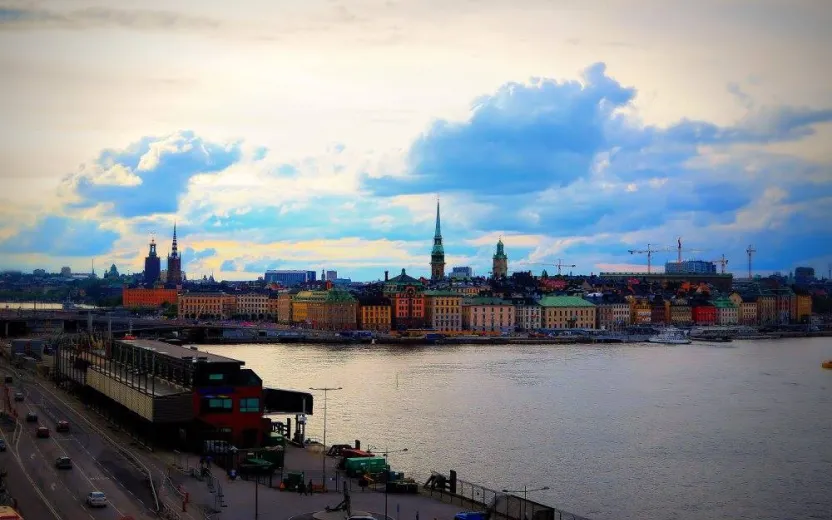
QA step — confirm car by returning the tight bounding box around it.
[56,420,70,433]
[86,491,107,508]
[55,456,72,469]
[36,426,49,438]
[13,392,23,402]
[0,439,6,452]
[25,412,37,423]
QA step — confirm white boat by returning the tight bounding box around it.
[648,327,692,345]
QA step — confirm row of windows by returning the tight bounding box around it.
[202,397,261,414]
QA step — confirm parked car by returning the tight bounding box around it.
[55,456,72,469]
[36,426,50,438]
[0,439,6,452]
[86,491,107,508]
[56,420,70,433]
[13,392,23,402]
[25,412,37,423]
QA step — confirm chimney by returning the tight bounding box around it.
[384,270,389,281]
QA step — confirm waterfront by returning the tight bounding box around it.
[202,339,832,520]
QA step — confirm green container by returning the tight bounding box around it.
[344,456,388,477]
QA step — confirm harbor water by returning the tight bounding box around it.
[201,339,832,520]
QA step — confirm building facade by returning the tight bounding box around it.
[792,294,812,323]
[235,293,271,320]
[539,296,596,329]
[757,295,777,324]
[384,269,426,330]
[714,299,739,325]
[462,297,515,333]
[356,296,392,332]
[430,199,446,280]
[122,287,178,308]
[668,302,692,326]
[178,293,237,319]
[264,270,312,286]
[492,239,508,278]
[597,303,630,330]
[424,291,463,332]
[514,299,542,331]
[276,293,293,324]
[629,298,652,325]
[692,305,717,325]
[450,267,473,280]
[739,299,758,325]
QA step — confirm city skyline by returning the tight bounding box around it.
[1,0,831,281]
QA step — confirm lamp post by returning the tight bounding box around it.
[309,386,342,490]
[501,486,550,520]
[368,446,408,520]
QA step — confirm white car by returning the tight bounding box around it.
[86,491,107,507]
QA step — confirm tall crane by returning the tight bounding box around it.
[628,243,669,274]
[674,237,708,263]
[712,254,729,274]
[527,260,577,276]
[746,244,756,279]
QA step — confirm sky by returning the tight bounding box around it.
[1,0,831,282]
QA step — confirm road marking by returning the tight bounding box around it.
[51,483,56,491]
[30,452,35,460]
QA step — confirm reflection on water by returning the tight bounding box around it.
[201,339,832,520]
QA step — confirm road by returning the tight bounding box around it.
[0,415,58,520]
[0,363,158,520]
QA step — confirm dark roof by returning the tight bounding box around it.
[119,339,242,365]
[356,295,391,306]
[386,269,422,286]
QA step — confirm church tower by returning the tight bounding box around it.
[144,237,161,287]
[492,238,508,278]
[430,197,445,280]
[166,224,182,286]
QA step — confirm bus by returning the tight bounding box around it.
[0,505,23,519]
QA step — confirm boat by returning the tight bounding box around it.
[822,360,832,370]
[648,328,692,345]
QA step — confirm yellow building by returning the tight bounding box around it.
[178,292,237,320]
[276,293,293,324]
[757,295,777,324]
[293,288,357,330]
[728,292,744,307]
[668,302,692,325]
[740,300,758,325]
[793,294,812,323]
[235,293,271,320]
[357,296,392,332]
[539,296,596,329]
[628,297,652,324]
[424,291,464,332]
[291,290,316,324]
[462,297,515,333]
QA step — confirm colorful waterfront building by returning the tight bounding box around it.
[713,298,739,325]
[756,294,777,324]
[462,297,515,333]
[596,302,630,330]
[235,293,270,320]
[651,300,668,324]
[292,285,357,330]
[692,304,717,325]
[628,297,652,325]
[668,301,692,326]
[122,286,178,308]
[384,269,426,330]
[739,297,758,325]
[513,298,543,331]
[424,290,463,332]
[792,294,812,323]
[275,292,293,324]
[539,296,596,329]
[356,295,392,332]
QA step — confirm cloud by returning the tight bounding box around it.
[0,6,222,33]
[64,131,243,218]
[0,216,119,256]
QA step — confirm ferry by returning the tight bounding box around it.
[648,327,692,345]
[822,360,832,370]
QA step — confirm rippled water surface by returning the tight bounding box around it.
[202,339,832,520]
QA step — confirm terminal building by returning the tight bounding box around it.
[664,260,717,274]
[264,270,317,286]
[53,338,312,451]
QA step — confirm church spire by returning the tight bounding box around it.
[171,222,179,257]
[430,195,445,281]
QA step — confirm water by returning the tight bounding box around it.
[200,339,832,520]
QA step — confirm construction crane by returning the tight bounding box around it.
[527,260,576,276]
[746,244,756,279]
[627,243,670,274]
[712,254,729,274]
[674,237,708,263]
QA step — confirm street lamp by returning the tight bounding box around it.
[368,446,408,520]
[501,485,550,520]
[309,386,342,490]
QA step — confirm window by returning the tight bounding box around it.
[208,373,225,382]
[202,397,233,413]
[240,398,260,413]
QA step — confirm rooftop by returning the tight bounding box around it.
[538,296,596,308]
[463,297,510,305]
[119,339,242,365]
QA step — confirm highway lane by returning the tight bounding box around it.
[19,383,156,520]
[0,418,60,520]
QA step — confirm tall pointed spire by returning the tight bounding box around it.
[430,195,445,281]
[171,222,179,257]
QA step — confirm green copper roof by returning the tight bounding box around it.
[386,268,423,286]
[493,239,507,260]
[463,297,510,306]
[538,296,595,308]
[325,288,356,303]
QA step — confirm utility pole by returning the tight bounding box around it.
[501,485,551,520]
[309,386,342,490]
[746,245,757,279]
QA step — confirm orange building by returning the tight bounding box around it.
[384,269,425,330]
[122,286,178,308]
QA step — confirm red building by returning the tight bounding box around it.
[692,305,717,325]
[122,286,178,308]
[384,269,425,330]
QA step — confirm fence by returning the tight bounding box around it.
[423,471,593,520]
